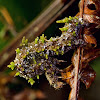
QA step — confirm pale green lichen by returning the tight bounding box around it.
[8,62,15,70]
[38,63,42,66]
[37,75,39,79]
[68,40,71,46]
[59,27,68,31]
[28,78,35,85]
[45,54,48,59]
[15,48,20,54]
[56,17,69,23]
[50,37,53,41]
[40,34,46,43]
[73,31,76,36]
[20,36,28,46]
[35,37,39,44]
[15,72,20,76]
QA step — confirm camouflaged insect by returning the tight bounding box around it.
[8,16,87,89]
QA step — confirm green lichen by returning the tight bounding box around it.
[37,75,39,79]
[56,17,69,23]
[33,60,37,64]
[23,55,26,59]
[20,36,28,46]
[40,34,46,43]
[50,37,53,41]
[76,22,78,26]
[56,51,59,55]
[35,37,39,44]
[68,40,71,46]
[8,62,15,70]
[15,72,20,76]
[73,31,76,36]
[69,16,73,20]
[50,64,52,67]
[15,48,20,54]
[61,51,64,55]
[38,63,41,66]
[45,54,48,59]
[44,68,46,70]
[59,27,68,31]
[28,78,35,85]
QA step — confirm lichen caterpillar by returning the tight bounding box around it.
[8,16,87,89]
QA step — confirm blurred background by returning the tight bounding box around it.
[0,0,100,100]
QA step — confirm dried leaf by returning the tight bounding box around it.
[84,34,97,46]
[62,65,74,87]
[81,64,96,89]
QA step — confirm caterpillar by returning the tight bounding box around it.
[8,16,88,89]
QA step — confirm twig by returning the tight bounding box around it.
[73,0,85,99]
